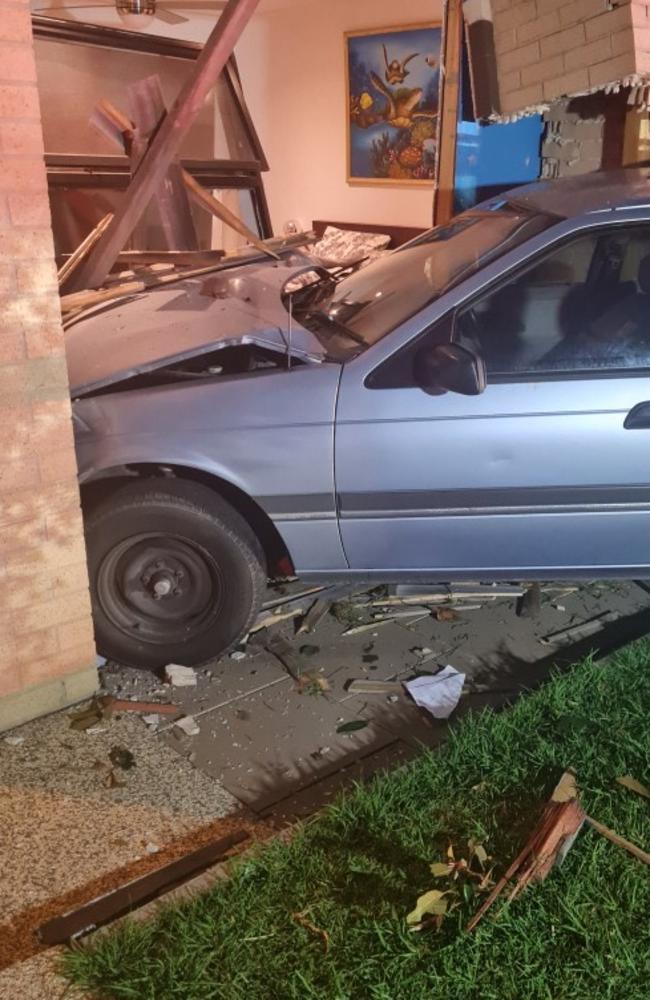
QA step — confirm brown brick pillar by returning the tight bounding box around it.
[0,1,98,730]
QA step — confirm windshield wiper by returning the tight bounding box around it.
[310,310,367,345]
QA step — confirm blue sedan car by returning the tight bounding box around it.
[66,169,650,667]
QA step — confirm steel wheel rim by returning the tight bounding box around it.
[97,533,224,644]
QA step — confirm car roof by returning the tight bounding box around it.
[488,168,650,219]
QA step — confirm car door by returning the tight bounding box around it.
[335,220,650,578]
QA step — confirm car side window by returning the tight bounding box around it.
[455,227,650,377]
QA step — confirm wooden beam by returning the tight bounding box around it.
[181,168,279,260]
[57,212,113,288]
[433,0,463,226]
[60,280,145,314]
[128,76,199,252]
[69,0,262,292]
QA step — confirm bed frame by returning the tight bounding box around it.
[312,219,427,249]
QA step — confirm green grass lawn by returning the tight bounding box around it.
[63,643,650,1000]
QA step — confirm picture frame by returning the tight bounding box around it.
[345,23,442,187]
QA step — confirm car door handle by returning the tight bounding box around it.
[624,402,650,429]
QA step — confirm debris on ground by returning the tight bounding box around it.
[101,696,179,716]
[404,667,466,719]
[230,650,247,661]
[540,611,619,646]
[616,775,650,799]
[174,716,201,737]
[291,910,330,952]
[346,679,403,695]
[296,674,331,696]
[68,699,106,731]
[251,607,305,633]
[165,664,198,687]
[465,768,650,932]
[104,769,126,789]
[109,746,136,770]
[585,815,650,868]
[466,769,585,931]
[3,735,25,747]
[336,720,369,735]
[266,634,309,682]
[517,582,541,618]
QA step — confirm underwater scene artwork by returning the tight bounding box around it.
[346,24,441,185]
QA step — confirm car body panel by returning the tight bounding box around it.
[74,363,347,571]
[70,170,650,581]
[65,256,326,396]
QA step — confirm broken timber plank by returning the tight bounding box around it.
[92,94,274,261]
[129,77,199,252]
[181,168,279,260]
[69,0,263,292]
[57,213,114,288]
[60,280,145,313]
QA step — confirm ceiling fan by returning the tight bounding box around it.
[37,0,229,28]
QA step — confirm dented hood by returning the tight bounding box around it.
[64,257,326,397]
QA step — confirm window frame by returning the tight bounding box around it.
[366,219,650,391]
[32,14,273,243]
[452,220,650,384]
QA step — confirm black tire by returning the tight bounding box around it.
[84,479,266,670]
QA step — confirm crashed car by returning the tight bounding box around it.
[67,169,650,668]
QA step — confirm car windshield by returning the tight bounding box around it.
[296,202,556,347]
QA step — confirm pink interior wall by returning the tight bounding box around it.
[236,0,443,234]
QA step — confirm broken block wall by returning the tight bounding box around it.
[492,0,646,116]
[0,0,97,730]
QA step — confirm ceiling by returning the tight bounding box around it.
[30,0,314,42]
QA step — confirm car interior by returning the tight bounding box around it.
[458,227,650,375]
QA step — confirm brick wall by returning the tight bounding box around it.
[492,0,648,116]
[0,0,97,727]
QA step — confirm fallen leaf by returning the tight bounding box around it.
[109,746,136,770]
[551,770,578,803]
[468,839,488,866]
[616,775,650,800]
[336,720,368,734]
[406,889,448,925]
[430,862,452,877]
[68,704,103,732]
[292,911,329,952]
[103,769,125,789]
[434,608,458,622]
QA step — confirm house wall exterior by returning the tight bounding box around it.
[493,0,649,116]
[0,0,97,731]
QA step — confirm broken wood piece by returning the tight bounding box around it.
[346,679,403,695]
[540,611,619,646]
[101,697,179,717]
[116,249,226,267]
[586,815,650,869]
[342,619,398,637]
[57,213,114,287]
[266,634,308,681]
[181,168,279,260]
[517,582,541,619]
[60,280,145,314]
[250,607,304,633]
[466,770,585,932]
[262,585,327,612]
[297,598,332,635]
[69,0,263,291]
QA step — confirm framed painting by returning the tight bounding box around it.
[345,23,441,186]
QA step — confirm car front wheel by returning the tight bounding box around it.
[85,479,266,670]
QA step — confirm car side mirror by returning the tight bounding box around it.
[414,342,486,396]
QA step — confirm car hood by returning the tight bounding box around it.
[64,255,326,397]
